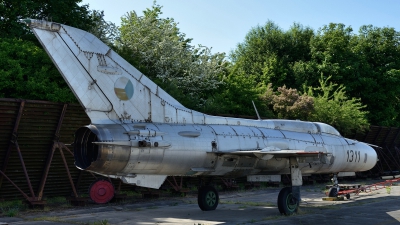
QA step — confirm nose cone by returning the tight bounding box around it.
[359,143,378,172]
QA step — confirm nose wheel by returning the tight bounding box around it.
[329,173,339,197]
[328,187,339,197]
[89,179,115,204]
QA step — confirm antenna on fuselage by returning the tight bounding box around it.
[252,100,261,120]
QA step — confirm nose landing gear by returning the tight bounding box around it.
[328,173,339,197]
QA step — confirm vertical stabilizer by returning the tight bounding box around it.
[25,19,203,124]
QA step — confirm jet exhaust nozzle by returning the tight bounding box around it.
[74,125,130,174]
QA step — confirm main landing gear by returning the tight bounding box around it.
[196,157,303,215]
[197,186,219,211]
[277,187,299,215]
[277,157,302,215]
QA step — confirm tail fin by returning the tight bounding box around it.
[25,19,204,124]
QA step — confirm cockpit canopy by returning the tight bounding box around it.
[313,122,341,136]
[261,119,341,136]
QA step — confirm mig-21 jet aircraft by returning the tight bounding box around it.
[22,19,377,215]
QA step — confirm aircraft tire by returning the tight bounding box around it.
[328,187,338,197]
[277,187,299,215]
[197,186,219,211]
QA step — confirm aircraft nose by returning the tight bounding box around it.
[360,143,378,171]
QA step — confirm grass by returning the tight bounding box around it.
[33,216,63,222]
[3,207,20,217]
[169,202,179,206]
[263,215,281,220]
[44,196,73,210]
[241,201,275,207]
[0,199,24,209]
[0,199,25,217]
[220,200,239,205]
[0,195,78,217]
[220,200,275,207]
[32,216,109,225]
[386,186,391,194]
[59,203,73,208]
[91,219,109,225]
[238,183,246,191]
[46,196,68,204]
[185,199,195,204]
[190,186,198,192]
[316,204,341,210]
[119,190,141,197]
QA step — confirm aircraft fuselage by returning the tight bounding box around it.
[74,121,376,178]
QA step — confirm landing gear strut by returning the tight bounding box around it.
[328,173,339,197]
[197,186,219,211]
[277,157,301,215]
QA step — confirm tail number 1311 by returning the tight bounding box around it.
[347,150,361,163]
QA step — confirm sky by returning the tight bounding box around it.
[80,0,400,55]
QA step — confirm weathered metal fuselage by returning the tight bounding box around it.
[74,121,377,178]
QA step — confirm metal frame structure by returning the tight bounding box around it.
[0,99,93,203]
[352,126,400,176]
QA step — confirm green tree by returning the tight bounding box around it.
[0,0,107,102]
[292,23,363,94]
[306,76,369,136]
[0,38,75,102]
[88,10,120,48]
[230,21,314,88]
[258,75,369,135]
[119,3,226,102]
[0,0,95,41]
[297,23,400,126]
[352,25,400,126]
[205,65,273,117]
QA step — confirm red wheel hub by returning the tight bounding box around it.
[89,180,114,204]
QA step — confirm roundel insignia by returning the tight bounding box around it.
[114,77,134,101]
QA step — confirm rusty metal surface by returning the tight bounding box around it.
[0,98,94,200]
[1,98,400,200]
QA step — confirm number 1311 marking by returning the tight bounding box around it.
[347,150,361,162]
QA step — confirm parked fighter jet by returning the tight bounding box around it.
[23,19,377,215]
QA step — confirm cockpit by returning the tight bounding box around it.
[259,119,342,136]
[313,122,341,136]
